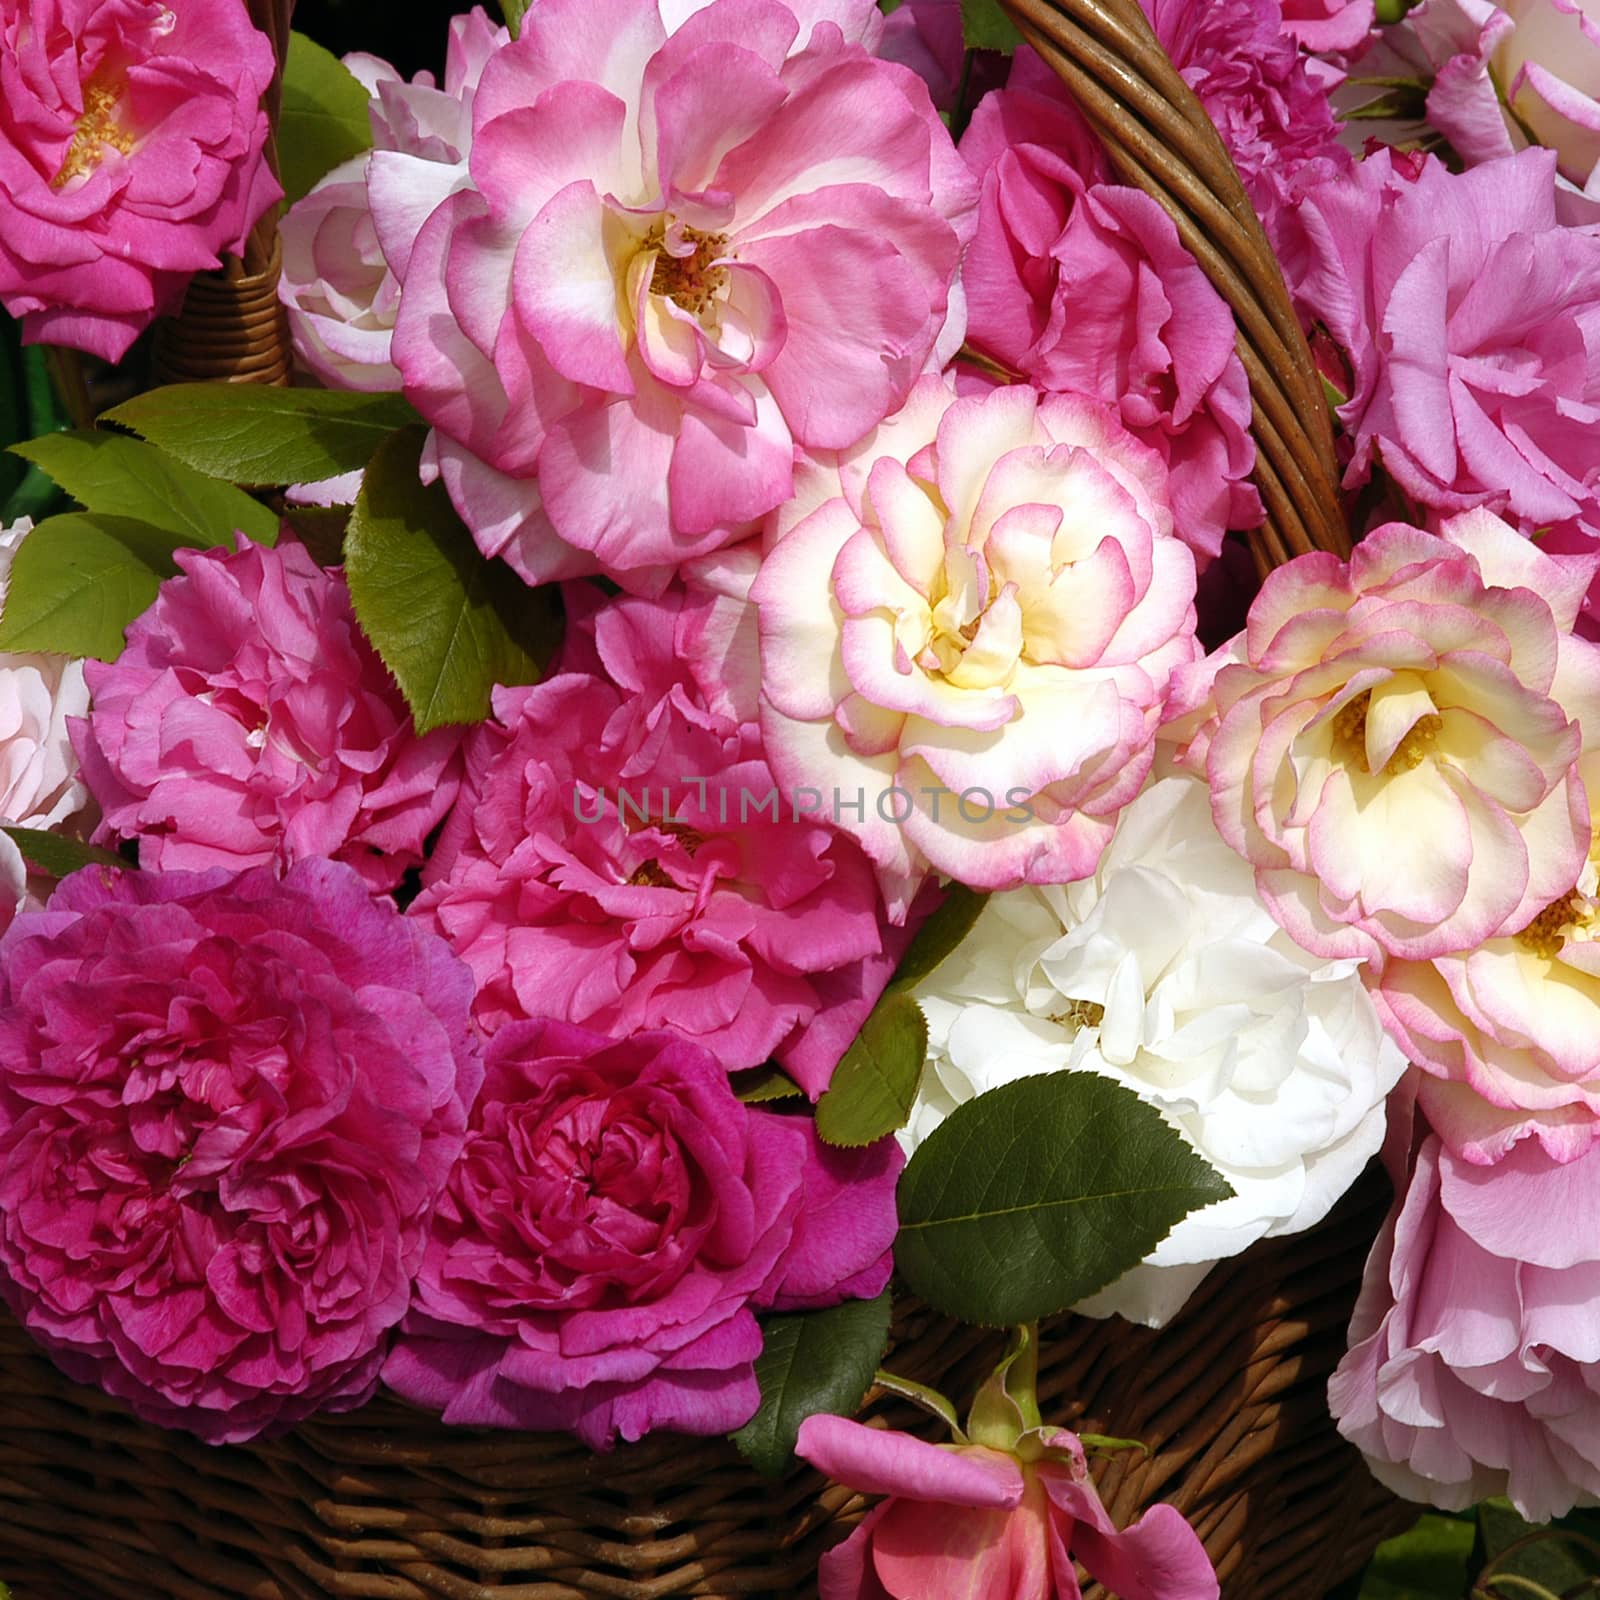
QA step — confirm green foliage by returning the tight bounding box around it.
[0,315,68,524]
[277,32,375,204]
[344,428,558,733]
[1475,1500,1600,1597]
[731,1291,893,1479]
[888,883,988,992]
[815,992,928,1147]
[500,0,531,38]
[105,385,420,488]
[3,827,128,878]
[960,0,1022,51]
[1330,1513,1476,1599]
[0,514,198,661]
[894,1074,1233,1326]
[12,431,279,548]
[732,1065,807,1104]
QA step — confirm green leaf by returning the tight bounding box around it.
[1477,1500,1600,1595]
[732,1064,806,1104]
[960,0,1022,51]
[0,513,196,661]
[1331,1512,1473,1599]
[890,883,988,991]
[2,827,128,878]
[501,0,531,38]
[731,1291,892,1479]
[277,32,375,205]
[815,991,928,1148]
[345,427,558,733]
[104,385,421,488]
[13,431,280,548]
[894,1074,1234,1326]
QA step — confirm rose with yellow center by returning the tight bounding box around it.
[1181,507,1600,965]
[748,376,1200,913]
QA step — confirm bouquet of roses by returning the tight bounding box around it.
[1,0,1598,1592]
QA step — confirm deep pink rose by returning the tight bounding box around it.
[1331,1132,1600,1520]
[413,584,909,1096]
[1288,147,1600,559]
[1136,0,1351,251]
[72,538,464,894]
[0,859,481,1443]
[0,0,281,361]
[879,0,965,110]
[797,1415,1219,1600]
[383,0,976,591]
[960,72,1259,563]
[1281,0,1374,52]
[383,1019,901,1448]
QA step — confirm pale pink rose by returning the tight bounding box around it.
[879,0,965,110]
[960,70,1259,564]
[796,1414,1219,1600]
[1373,743,1600,1163]
[750,376,1200,915]
[1358,0,1600,220]
[0,0,280,362]
[1181,508,1600,965]
[1288,147,1600,557]
[278,10,508,391]
[412,585,912,1095]
[383,0,977,590]
[1282,0,1375,52]
[1135,0,1352,250]
[1331,1132,1600,1521]
[71,539,464,894]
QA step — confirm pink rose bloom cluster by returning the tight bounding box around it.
[1290,149,1600,576]
[797,1413,1218,1600]
[0,859,481,1443]
[0,0,281,361]
[1332,1131,1600,1520]
[1178,509,1600,965]
[960,64,1259,563]
[384,1019,900,1447]
[412,583,908,1094]
[750,377,1200,913]
[72,539,464,895]
[380,0,976,590]
[278,9,508,391]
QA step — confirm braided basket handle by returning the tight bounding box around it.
[998,0,1351,566]
[151,0,294,386]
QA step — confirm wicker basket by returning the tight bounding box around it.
[0,0,1420,1595]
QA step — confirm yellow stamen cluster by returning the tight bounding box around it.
[626,821,705,887]
[647,223,729,316]
[1333,690,1442,776]
[53,81,134,189]
[1050,999,1105,1030]
[1517,890,1590,958]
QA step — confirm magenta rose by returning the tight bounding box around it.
[0,859,482,1443]
[412,584,911,1096]
[382,1019,901,1448]
[0,0,281,361]
[960,69,1259,563]
[1331,1131,1600,1520]
[1288,148,1600,557]
[72,538,464,894]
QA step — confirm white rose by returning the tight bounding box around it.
[906,772,1408,1327]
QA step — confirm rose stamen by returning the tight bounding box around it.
[647,223,730,317]
[1049,999,1105,1030]
[1517,889,1600,957]
[53,80,135,189]
[1333,689,1442,776]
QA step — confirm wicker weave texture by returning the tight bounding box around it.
[0,1172,1412,1600]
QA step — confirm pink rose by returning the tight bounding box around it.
[383,0,976,590]
[1281,0,1374,52]
[1331,1131,1600,1521]
[383,1019,901,1448]
[750,377,1199,913]
[1288,147,1600,553]
[0,858,482,1443]
[413,584,909,1095]
[278,9,508,391]
[796,1414,1219,1600]
[71,538,464,895]
[0,0,281,361]
[1182,508,1600,964]
[879,0,965,111]
[960,70,1259,564]
[1135,0,1351,251]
